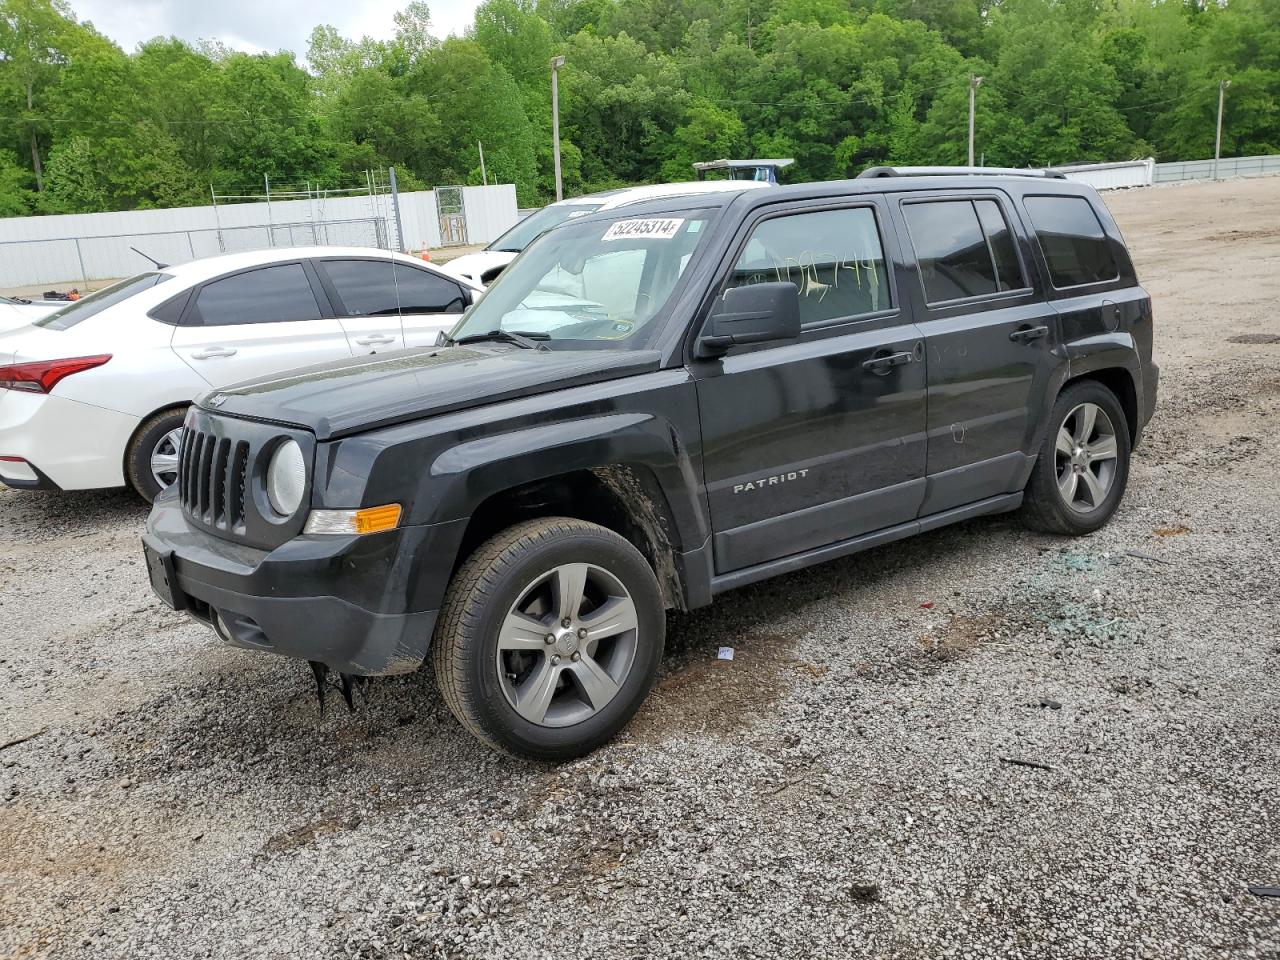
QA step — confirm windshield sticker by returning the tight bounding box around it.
[601,218,685,242]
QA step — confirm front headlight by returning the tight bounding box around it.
[266,439,306,516]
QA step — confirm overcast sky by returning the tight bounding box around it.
[68,0,485,60]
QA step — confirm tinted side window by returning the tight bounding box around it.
[975,200,1027,292]
[903,200,999,302]
[193,264,322,327]
[391,263,467,314]
[727,207,890,325]
[1024,195,1118,287]
[320,259,399,316]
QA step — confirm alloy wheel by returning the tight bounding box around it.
[1054,402,1119,513]
[495,562,639,728]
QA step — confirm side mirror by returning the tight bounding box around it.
[696,281,801,359]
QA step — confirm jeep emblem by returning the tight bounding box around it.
[207,394,227,408]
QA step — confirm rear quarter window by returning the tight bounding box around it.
[1024,195,1119,288]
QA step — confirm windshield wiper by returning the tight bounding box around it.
[452,329,550,350]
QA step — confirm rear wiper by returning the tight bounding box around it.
[452,329,550,350]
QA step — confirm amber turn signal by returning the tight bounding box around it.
[304,504,402,536]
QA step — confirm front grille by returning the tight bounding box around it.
[175,407,313,550]
[178,427,250,532]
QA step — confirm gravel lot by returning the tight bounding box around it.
[2,177,1279,960]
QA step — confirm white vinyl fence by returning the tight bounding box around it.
[0,184,518,289]
[1055,158,1155,190]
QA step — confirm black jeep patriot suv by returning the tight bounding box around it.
[143,168,1157,759]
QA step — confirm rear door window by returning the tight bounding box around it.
[902,199,1027,304]
[192,264,322,327]
[726,206,890,326]
[1024,195,1119,287]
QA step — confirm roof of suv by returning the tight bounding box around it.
[571,173,1102,222]
[554,180,771,211]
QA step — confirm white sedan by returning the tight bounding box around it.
[441,180,770,286]
[0,247,482,500]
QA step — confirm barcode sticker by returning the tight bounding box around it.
[601,218,685,242]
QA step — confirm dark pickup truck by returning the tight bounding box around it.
[143,168,1157,759]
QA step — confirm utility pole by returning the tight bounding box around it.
[968,75,983,167]
[1213,79,1231,181]
[477,140,487,186]
[388,166,406,253]
[264,174,275,247]
[551,55,566,201]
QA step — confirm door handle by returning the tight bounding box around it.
[190,347,237,359]
[862,350,915,373]
[1009,325,1049,344]
[355,335,396,346]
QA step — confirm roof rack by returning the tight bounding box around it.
[857,165,1067,180]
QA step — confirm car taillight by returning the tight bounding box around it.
[0,355,111,393]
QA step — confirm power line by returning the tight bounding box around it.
[984,81,1213,115]
[697,75,967,110]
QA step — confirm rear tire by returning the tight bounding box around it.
[432,517,665,760]
[126,407,188,503]
[1020,380,1131,536]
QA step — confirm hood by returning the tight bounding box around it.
[200,344,662,440]
[439,250,517,284]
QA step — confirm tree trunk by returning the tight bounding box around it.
[29,129,44,193]
[26,82,43,192]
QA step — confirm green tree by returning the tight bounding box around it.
[209,52,339,188]
[407,38,540,202]
[660,99,746,180]
[0,0,77,191]
[0,147,35,214]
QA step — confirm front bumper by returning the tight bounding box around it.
[143,487,462,676]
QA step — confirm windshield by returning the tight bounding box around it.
[485,202,604,253]
[453,210,711,350]
[34,272,171,331]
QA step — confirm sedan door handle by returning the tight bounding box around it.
[355,335,397,346]
[190,347,237,359]
[1009,325,1049,344]
[862,350,915,373]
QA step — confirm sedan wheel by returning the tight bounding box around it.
[150,428,184,491]
[125,407,189,503]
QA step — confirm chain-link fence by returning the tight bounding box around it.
[0,217,391,293]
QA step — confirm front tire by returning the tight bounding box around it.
[1020,380,1131,535]
[126,407,188,503]
[432,518,665,760]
